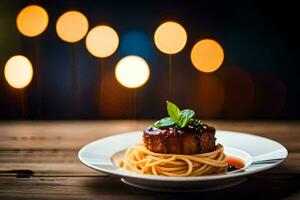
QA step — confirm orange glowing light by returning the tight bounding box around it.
[191,39,224,73]
[154,21,187,54]
[16,5,48,37]
[85,25,119,58]
[4,55,33,89]
[56,11,89,43]
[99,73,132,118]
[195,74,224,117]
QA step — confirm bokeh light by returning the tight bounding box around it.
[220,66,254,117]
[99,72,132,118]
[4,55,33,89]
[119,31,154,61]
[56,11,89,43]
[195,74,225,117]
[154,21,187,54]
[16,5,48,37]
[253,74,286,117]
[191,39,224,73]
[115,55,150,88]
[85,25,119,58]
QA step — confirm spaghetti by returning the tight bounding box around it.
[119,144,227,176]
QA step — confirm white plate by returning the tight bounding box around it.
[78,130,288,192]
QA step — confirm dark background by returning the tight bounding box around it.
[0,0,299,120]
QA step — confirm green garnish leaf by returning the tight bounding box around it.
[177,115,190,128]
[181,109,195,118]
[153,117,174,128]
[153,101,196,128]
[166,100,181,123]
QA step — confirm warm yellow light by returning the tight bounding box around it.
[154,21,187,54]
[191,39,224,73]
[115,55,150,88]
[4,55,33,89]
[56,11,89,43]
[85,25,119,58]
[16,5,48,37]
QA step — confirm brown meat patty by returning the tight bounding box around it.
[143,125,216,155]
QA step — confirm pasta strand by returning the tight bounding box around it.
[120,144,227,176]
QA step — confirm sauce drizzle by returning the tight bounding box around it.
[226,156,244,172]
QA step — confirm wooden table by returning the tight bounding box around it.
[0,120,299,199]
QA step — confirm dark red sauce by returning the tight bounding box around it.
[226,156,244,172]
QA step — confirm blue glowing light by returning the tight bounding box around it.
[118,31,154,63]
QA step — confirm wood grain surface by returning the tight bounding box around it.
[0,120,299,199]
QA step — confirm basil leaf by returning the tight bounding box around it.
[177,115,190,128]
[153,117,174,128]
[181,109,195,118]
[155,101,196,129]
[177,109,194,128]
[166,100,181,123]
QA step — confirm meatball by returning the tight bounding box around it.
[143,125,216,155]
